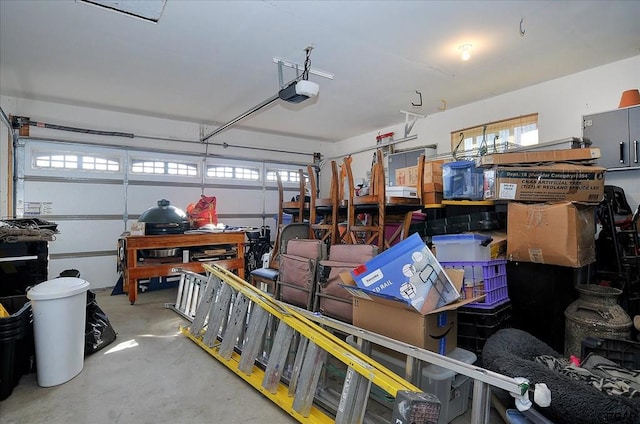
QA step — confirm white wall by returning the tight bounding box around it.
[331,55,640,210]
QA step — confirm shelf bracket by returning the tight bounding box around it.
[400,110,426,138]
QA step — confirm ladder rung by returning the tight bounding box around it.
[262,322,294,394]
[190,274,219,335]
[203,283,233,347]
[292,341,327,417]
[219,292,250,360]
[335,367,371,424]
[238,306,269,375]
[287,335,308,397]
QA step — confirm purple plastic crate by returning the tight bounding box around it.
[439,259,508,308]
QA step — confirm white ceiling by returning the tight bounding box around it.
[1,1,639,143]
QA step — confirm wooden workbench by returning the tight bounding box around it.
[119,231,245,304]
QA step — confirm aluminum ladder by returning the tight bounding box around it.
[180,263,444,424]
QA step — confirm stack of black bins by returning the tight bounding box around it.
[457,302,512,366]
[0,295,34,401]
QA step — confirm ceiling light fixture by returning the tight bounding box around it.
[459,44,472,61]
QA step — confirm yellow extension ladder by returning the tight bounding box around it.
[170,265,531,424]
[178,263,442,424]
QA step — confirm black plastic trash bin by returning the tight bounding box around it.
[0,295,35,401]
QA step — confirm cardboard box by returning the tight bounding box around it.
[507,201,596,268]
[386,185,419,198]
[395,160,445,187]
[129,222,146,236]
[348,233,461,314]
[477,231,508,259]
[483,163,605,203]
[422,191,443,205]
[346,267,478,354]
[478,147,601,167]
[352,295,459,354]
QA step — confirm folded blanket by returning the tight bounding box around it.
[535,354,640,399]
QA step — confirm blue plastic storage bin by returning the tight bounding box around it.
[442,161,484,200]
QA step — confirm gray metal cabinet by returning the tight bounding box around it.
[583,106,640,169]
[387,147,436,186]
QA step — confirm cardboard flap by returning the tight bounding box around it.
[341,267,480,316]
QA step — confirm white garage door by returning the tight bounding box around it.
[15,138,309,288]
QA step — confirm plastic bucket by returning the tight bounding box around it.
[27,277,90,387]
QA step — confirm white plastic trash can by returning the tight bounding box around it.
[27,277,90,387]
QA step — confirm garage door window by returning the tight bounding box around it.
[266,169,304,183]
[131,160,198,176]
[207,165,260,181]
[34,153,120,172]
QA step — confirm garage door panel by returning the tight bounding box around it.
[48,220,124,253]
[49,256,119,289]
[126,185,202,216]
[18,139,307,292]
[24,181,125,215]
[205,188,264,215]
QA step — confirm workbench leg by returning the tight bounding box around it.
[126,277,138,305]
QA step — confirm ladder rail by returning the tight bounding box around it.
[291,304,526,394]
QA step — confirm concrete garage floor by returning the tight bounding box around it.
[1,287,506,424]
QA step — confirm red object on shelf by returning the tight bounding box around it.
[376,132,394,144]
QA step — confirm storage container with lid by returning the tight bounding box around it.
[442,160,484,200]
[432,233,492,262]
[27,277,90,387]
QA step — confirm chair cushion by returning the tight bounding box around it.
[328,244,377,263]
[286,239,327,260]
[249,267,279,280]
[279,253,316,308]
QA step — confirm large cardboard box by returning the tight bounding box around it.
[346,267,477,354]
[349,233,461,314]
[478,147,601,167]
[352,295,459,355]
[483,163,605,203]
[395,160,445,187]
[507,201,596,268]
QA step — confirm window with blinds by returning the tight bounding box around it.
[450,113,538,158]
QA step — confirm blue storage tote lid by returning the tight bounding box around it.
[432,234,492,245]
[443,160,477,169]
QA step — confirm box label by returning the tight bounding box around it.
[528,248,544,263]
[499,183,517,199]
[360,269,383,287]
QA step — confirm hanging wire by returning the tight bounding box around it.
[302,47,312,81]
[452,132,465,161]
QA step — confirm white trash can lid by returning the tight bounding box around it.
[27,277,90,300]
